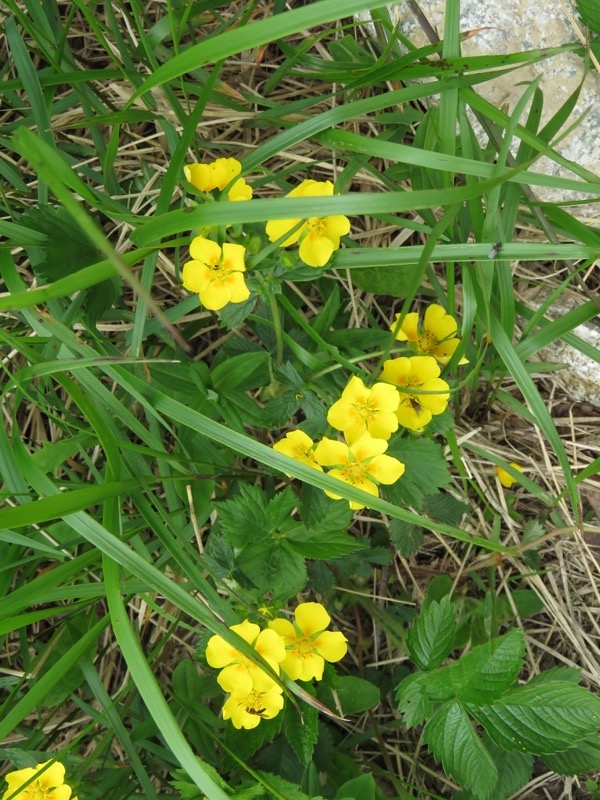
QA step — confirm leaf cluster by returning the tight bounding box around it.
[397,598,600,799]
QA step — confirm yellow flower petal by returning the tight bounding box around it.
[496,462,522,488]
[266,217,304,246]
[408,356,441,382]
[268,618,296,644]
[313,630,348,664]
[228,178,253,201]
[221,242,247,272]
[189,235,221,264]
[298,229,335,267]
[380,357,411,386]
[349,432,388,462]
[390,312,419,342]
[396,402,432,432]
[255,628,286,664]
[294,602,330,635]
[424,304,458,340]
[369,382,401,413]
[323,214,351,239]
[418,378,450,414]
[365,453,406,484]
[181,261,212,294]
[314,438,350,467]
[184,163,214,192]
[211,157,242,190]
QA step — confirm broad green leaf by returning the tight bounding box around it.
[482,737,533,800]
[285,701,318,766]
[333,773,377,800]
[216,485,269,548]
[423,701,497,799]
[332,676,381,715]
[211,351,270,393]
[407,596,456,671]
[475,682,600,754]
[349,264,413,296]
[542,735,600,775]
[242,541,307,602]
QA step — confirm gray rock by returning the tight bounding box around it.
[358,2,600,215]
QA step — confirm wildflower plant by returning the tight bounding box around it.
[4,5,600,800]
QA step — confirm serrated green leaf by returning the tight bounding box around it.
[21,206,103,285]
[396,672,433,728]
[424,629,525,704]
[256,772,314,800]
[475,682,600,754]
[542,734,600,775]
[385,438,451,509]
[217,485,268,548]
[424,492,470,525]
[407,596,456,671]
[266,487,298,529]
[242,541,307,601]
[285,700,318,766]
[285,528,364,559]
[423,701,497,799]
[218,295,256,329]
[388,518,424,556]
[527,666,582,686]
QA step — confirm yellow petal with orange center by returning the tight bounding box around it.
[189,235,221,264]
[221,242,246,272]
[322,214,351,240]
[295,602,330,635]
[424,304,458,339]
[380,357,411,386]
[408,356,441,382]
[268,618,296,644]
[391,312,419,342]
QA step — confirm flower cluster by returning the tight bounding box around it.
[181,160,351,311]
[2,760,77,800]
[272,304,469,507]
[206,603,347,730]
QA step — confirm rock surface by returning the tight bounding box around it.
[358,2,600,216]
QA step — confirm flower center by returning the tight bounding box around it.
[417,331,437,354]
[244,691,268,717]
[306,217,326,234]
[355,399,377,423]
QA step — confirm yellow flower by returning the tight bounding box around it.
[391,304,468,365]
[184,158,252,201]
[268,602,347,681]
[272,430,323,473]
[496,462,522,488]
[182,236,250,311]
[2,761,74,800]
[265,179,350,268]
[327,376,399,442]
[314,432,405,510]
[380,356,450,433]
[206,619,286,695]
[222,685,284,729]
